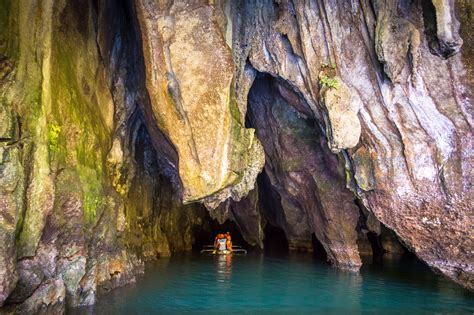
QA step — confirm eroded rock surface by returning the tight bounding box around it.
[17,279,66,315]
[0,0,214,309]
[134,0,264,207]
[247,76,361,271]
[0,0,472,309]
[228,0,473,288]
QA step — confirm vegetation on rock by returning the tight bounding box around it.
[0,1,472,313]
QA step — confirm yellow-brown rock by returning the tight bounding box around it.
[134,0,264,207]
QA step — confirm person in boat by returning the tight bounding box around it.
[214,233,227,253]
[214,233,221,249]
[226,232,233,253]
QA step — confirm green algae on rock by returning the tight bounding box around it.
[0,0,473,312]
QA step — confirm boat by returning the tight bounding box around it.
[200,245,247,255]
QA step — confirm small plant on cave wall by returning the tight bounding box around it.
[48,123,61,152]
[319,63,339,90]
[319,75,340,89]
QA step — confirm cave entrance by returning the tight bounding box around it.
[311,234,328,262]
[247,72,341,259]
[366,231,385,265]
[355,199,408,264]
[192,215,250,251]
[263,224,289,255]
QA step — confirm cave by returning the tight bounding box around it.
[244,72,364,268]
[263,224,289,255]
[311,234,329,262]
[0,0,472,313]
[192,216,250,252]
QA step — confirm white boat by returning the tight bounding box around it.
[200,245,247,255]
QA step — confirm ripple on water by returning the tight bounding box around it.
[70,253,474,314]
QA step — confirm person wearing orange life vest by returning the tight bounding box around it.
[225,232,233,253]
[213,232,233,253]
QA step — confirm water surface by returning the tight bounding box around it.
[72,253,473,314]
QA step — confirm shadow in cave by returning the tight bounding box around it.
[311,234,328,263]
[192,214,250,252]
[255,171,290,256]
[352,203,458,291]
[257,170,298,258]
[360,250,464,293]
[421,0,454,58]
[355,199,388,265]
[263,224,289,256]
[366,231,385,265]
[354,198,415,268]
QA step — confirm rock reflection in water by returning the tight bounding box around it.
[69,253,474,314]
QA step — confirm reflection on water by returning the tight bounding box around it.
[215,254,232,283]
[71,253,474,314]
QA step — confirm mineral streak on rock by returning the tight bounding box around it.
[134,0,264,207]
[0,0,203,309]
[247,76,362,271]
[0,0,472,310]
[228,0,473,288]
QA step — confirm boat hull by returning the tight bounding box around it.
[200,248,247,255]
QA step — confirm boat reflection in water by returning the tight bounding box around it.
[69,253,474,314]
[215,253,233,283]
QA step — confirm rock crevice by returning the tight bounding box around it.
[0,0,472,311]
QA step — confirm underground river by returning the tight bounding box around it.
[1,1,473,313]
[70,252,474,314]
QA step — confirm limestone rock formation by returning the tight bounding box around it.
[17,279,66,315]
[0,0,472,310]
[134,0,265,208]
[247,76,361,270]
[319,75,362,153]
[227,0,473,289]
[0,0,213,309]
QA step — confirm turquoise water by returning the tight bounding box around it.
[73,253,473,314]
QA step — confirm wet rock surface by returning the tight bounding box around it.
[0,0,472,310]
[17,279,66,315]
[0,0,205,309]
[228,0,473,289]
[247,76,361,270]
[134,0,265,208]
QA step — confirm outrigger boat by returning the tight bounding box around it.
[200,245,247,255]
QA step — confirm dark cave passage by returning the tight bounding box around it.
[263,224,289,255]
[366,231,385,257]
[354,199,408,263]
[245,71,358,262]
[192,216,251,251]
[243,71,414,268]
[311,234,328,262]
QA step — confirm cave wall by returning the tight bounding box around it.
[226,0,473,289]
[0,0,212,312]
[124,114,208,258]
[247,75,362,271]
[0,0,144,310]
[133,0,265,208]
[0,0,472,311]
